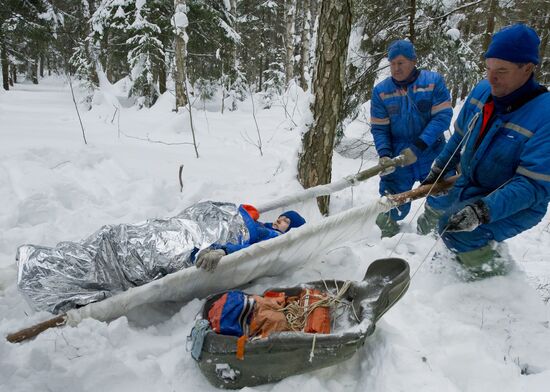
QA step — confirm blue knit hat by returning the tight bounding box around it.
[280,210,306,230]
[388,40,416,61]
[484,24,540,65]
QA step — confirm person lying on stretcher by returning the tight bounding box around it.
[195,205,306,271]
[16,200,306,314]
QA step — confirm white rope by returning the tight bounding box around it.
[389,112,481,258]
[309,334,317,362]
[281,281,352,332]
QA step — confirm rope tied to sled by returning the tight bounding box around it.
[280,281,352,332]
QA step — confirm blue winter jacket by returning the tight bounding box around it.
[370,70,453,178]
[219,205,281,254]
[435,79,550,242]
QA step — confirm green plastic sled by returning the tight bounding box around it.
[192,257,410,389]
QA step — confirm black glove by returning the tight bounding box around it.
[401,139,426,163]
[195,248,226,271]
[446,200,490,232]
[421,165,443,185]
[378,156,396,176]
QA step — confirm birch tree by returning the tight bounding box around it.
[298,0,352,215]
[298,0,311,91]
[173,0,188,109]
[284,0,297,85]
[1,30,8,90]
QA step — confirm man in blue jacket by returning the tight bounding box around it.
[421,24,550,277]
[371,40,452,237]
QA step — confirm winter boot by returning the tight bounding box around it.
[376,212,400,238]
[456,244,508,279]
[416,204,443,235]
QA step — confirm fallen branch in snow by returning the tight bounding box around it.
[120,132,195,146]
[50,160,71,170]
[179,164,184,192]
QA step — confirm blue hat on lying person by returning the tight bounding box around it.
[280,210,306,230]
[388,40,417,61]
[484,23,540,65]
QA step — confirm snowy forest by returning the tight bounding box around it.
[2,0,549,112]
[2,1,550,391]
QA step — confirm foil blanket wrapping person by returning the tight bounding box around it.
[16,201,305,314]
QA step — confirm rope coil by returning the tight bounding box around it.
[280,281,352,332]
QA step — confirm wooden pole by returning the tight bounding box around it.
[6,174,457,344]
[388,175,459,206]
[6,314,67,343]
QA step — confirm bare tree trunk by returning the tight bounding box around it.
[39,53,45,78]
[158,60,166,94]
[31,59,38,84]
[409,0,416,43]
[1,35,8,91]
[230,0,238,75]
[310,0,319,25]
[481,0,497,64]
[174,0,189,109]
[451,83,458,107]
[11,64,16,85]
[258,55,263,89]
[460,81,469,100]
[535,9,549,83]
[284,0,297,85]
[297,0,352,215]
[298,0,311,91]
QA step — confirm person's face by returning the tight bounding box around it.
[485,58,534,97]
[390,55,416,82]
[272,215,290,233]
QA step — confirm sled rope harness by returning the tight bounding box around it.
[384,109,513,314]
[388,112,480,274]
[279,280,353,332]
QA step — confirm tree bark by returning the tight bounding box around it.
[174,0,189,109]
[230,0,238,77]
[534,8,549,83]
[11,63,16,85]
[1,35,9,91]
[39,53,45,78]
[158,60,166,94]
[297,0,352,215]
[480,0,497,64]
[409,0,416,43]
[31,59,38,84]
[298,0,311,91]
[284,0,297,85]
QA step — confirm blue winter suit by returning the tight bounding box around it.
[371,70,453,221]
[221,205,281,254]
[434,79,550,253]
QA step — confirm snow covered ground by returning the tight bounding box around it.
[1,77,550,391]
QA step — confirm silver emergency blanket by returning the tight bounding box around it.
[16,201,249,314]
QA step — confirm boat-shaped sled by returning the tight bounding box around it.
[191,257,410,389]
